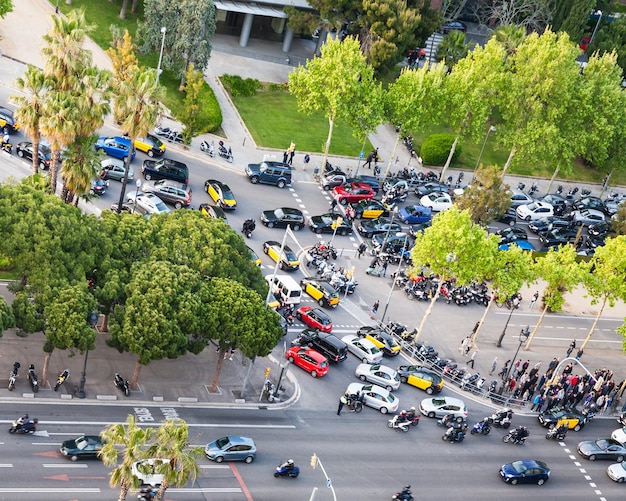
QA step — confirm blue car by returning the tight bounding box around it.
[499,459,550,485]
[95,136,136,161]
[499,240,535,251]
[398,205,432,224]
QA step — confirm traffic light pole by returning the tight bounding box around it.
[310,454,337,501]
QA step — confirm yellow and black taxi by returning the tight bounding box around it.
[357,326,401,356]
[205,179,237,210]
[199,203,227,221]
[352,199,390,219]
[300,277,339,308]
[396,365,444,394]
[538,405,591,431]
[134,133,166,157]
[247,246,261,267]
[0,106,18,133]
[263,240,300,271]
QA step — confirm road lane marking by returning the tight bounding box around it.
[0,488,100,493]
[0,464,12,467]
[43,464,88,468]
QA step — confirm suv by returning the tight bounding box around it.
[291,329,348,363]
[245,161,292,188]
[142,158,189,184]
[142,180,192,208]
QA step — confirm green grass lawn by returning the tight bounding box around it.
[232,90,372,156]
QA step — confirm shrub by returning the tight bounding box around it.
[221,75,261,96]
[420,133,461,166]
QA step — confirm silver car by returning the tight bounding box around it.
[126,191,171,215]
[142,180,192,208]
[341,335,383,364]
[346,382,399,414]
[355,364,400,391]
[100,158,134,181]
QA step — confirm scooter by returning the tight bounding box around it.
[503,426,529,445]
[470,418,492,435]
[387,415,410,433]
[442,423,467,443]
[491,408,513,429]
[217,141,234,163]
[54,369,70,392]
[9,415,38,434]
[392,486,414,501]
[274,460,300,478]
[137,486,157,500]
[28,364,38,393]
[242,218,255,238]
[114,373,130,397]
[8,362,20,391]
[545,424,567,441]
[199,140,216,157]
[1,141,12,154]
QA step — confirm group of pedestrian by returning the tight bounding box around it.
[363,147,379,169]
[283,141,296,166]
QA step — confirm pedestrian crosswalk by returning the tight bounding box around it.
[424,32,444,62]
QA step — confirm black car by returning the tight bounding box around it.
[573,196,606,214]
[352,199,390,219]
[291,329,348,363]
[441,20,467,33]
[409,221,431,237]
[90,178,109,196]
[528,217,572,234]
[357,326,401,356]
[495,226,528,244]
[357,217,403,239]
[588,221,613,238]
[538,405,589,430]
[497,208,517,226]
[414,182,449,197]
[499,459,550,486]
[60,435,105,461]
[16,141,52,170]
[142,158,189,184]
[261,207,305,230]
[372,233,410,253]
[308,213,354,235]
[0,106,18,133]
[538,227,579,247]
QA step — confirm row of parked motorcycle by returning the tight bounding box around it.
[307,242,359,295]
[153,124,235,163]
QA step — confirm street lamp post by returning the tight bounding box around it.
[473,125,496,174]
[589,10,603,46]
[156,26,167,85]
[76,310,98,399]
[380,206,399,252]
[504,327,530,383]
[380,233,408,325]
[496,305,515,348]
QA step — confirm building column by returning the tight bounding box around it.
[282,26,294,53]
[239,13,254,47]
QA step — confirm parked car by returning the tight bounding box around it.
[441,20,467,33]
[143,180,192,208]
[126,192,171,215]
[414,182,449,197]
[205,436,256,463]
[497,207,518,226]
[308,213,353,235]
[133,133,165,157]
[60,435,105,461]
[95,136,136,161]
[420,192,452,212]
[516,201,554,221]
[499,240,536,251]
[16,141,52,170]
[285,346,329,377]
[296,306,332,332]
[495,226,528,244]
[577,439,626,461]
[569,208,606,226]
[538,227,578,247]
[499,459,550,486]
[245,161,292,188]
[142,158,189,184]
[588,221,614,238]
[352,199,390,219]
[419,396,467,420]
[341,334,384,364]
[332,182,375,205]
[100,157,133,181]
[0,106,18,133]
[345,382,399,414]
[300,277,339,308]
[528,217,571,234]
[509,190,535,207]
[357,217,403,239]
[541,193,570,215]
[263,240,300,271]
[261,207,305,230]
[573,196,606,214]
[354,364,400,391]
[398,205,432,224]
[205,179,237,209]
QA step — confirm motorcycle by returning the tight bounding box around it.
[274,459,300,478]
[242,218,256,238]
[1,141,13,154]
[392,485,414,501]
[8,361,20,391]
[199,140,216,157]
[528,182,538,196]
[137,486,157,500]
[54,369,70,392]
[437,413,460,427]
[546,424,568,441]
[28,364,38,393]
[470,418,492,435]
[387,414,410,433]
[114,373,130,397]
[491,408,513,429]
[217,140,234,163]
[153,124,183,144]
[9,415,38,434]
[442,422,467,443]
[503,426,529,445]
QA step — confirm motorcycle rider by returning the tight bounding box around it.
[242,218,255,236]
[513,425,529,443]
[279,459,296,472]
[16,414,29,427]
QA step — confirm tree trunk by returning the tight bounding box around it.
[414,280,442,343]
[320,117,334,175]
[155,478,168,501]
[501,146,516,177]
[470,293,495,344]
[581,295,607,350]
[130,360,142,388]
[41,351,52,387]
[383,132,401,180]
[117,479,129,501]
[545,165,560,194]
[131,0,138,13]
[524,303,549,350]
[49,150,60,195]
[31,137,39,175]
[209,353,225,393]
[439,135,459,183]
[101,313,109,332]
[119,0,129,19]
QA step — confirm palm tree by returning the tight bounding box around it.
[100,414,153,501]
[491,24,526,59]
[146,419,202,501]
[114,66,164,212]
[12,66,49,174]
[436,30,471,71]
[61,135,102,205]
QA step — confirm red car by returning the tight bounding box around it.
[285,346,329,377]
[296,306,333,333]
[332,182,375,205]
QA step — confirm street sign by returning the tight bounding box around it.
[327,479,332,488]
[359,151,364,158]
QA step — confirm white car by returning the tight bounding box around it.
[341,335,383,364]
[355,363,400,391]
[611,426,626,445]
[346,382,399,414]
[569,208,606,226]
[607,461,626,483]
[131,458,171,487]
[126,191,171,215]
[516,201,554,221]
[419,396,467,421]
[420,191,452,212]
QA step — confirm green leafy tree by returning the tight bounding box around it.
[410,206,501,342]
[491,24,526,58]
[549,0,595,43]
[524,245,589,350]
[179,65,205,144]
[11,292,44,336]
[436,30,471,70]
[289,37,379,171]
[582,236,626,350]
[0,296,14,337]
[612,204,626,236]
[106,28,139,123]
[0,0,12,18]
[100,414,154,501]
[455,165,511,226]
[61,134,104,205]
[591,16,626,71]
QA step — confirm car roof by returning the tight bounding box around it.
[221,435,255,445]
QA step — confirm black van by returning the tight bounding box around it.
[142,158,189,184]
[292,329,348,363]
[245,161,292,188]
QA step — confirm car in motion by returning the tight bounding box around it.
[397,205,432,224]
[199,203,227,221]
[308,213,354,235]
[59,435,105,461]
[142,180,192,208]
[538,405,590,431]
[205,436,256,463]
[131,458,171,486]
[263,240,300,271]
[345,382,399,414]
[285,346,328,377]
[357,217,403,239]
[341,334,384,364]
[356,327,401,357]
[95,136,136,161]
[0,106,18,132]
[354,364,400,391]
[296,306,332,333]
[332,182,375,205]
[261,207,305,230]
[126,192,171,215]
[499,459,550,485]
[577,439,626,461]
[300,277,339,308]
[16,142,52,170]
[133,133,165,157]
[205,179,237,209]
[397,366,443,394]
[607,461,626,482]
[419,396,467,420]
[142,157,189,184]
[352,199,390,219]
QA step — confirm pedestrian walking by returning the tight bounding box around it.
[337,392,348,415]
[490,357,498,375]
[283,150,288,163]
[330,198,338,214]
[287,141,296,165]
[468,349,477,369]
[575,348,584,361]
[566,339,576,357]
[364,147,378,169]
[382,260,388,277]
[357,243,367,259]
[459,336,469,354]
[528,291,539,309]
[370,299,380,320]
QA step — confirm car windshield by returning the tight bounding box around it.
[215,437,230,449]
[526,202,539,211]
[74,437,89,450]
[274,208,285,219]
[596,440,610,450]
[511,461,529,473]
[285,250,297,261]
[387,392,397,402]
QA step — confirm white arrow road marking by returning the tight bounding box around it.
[33,430,49,437]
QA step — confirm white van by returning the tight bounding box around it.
[266,274,302,305]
